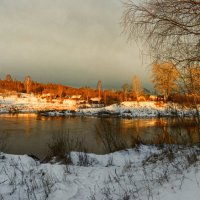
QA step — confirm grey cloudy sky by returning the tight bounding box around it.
[0,0,151,89]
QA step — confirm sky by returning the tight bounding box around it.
[0,0,152,90]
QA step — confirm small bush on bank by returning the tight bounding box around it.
[0,132,8,152]
[46,131,91,165]
[95,120,128,153]
[46,131,75,163]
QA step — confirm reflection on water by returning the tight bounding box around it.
[0,114,199,159]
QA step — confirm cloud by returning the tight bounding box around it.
[0,0,151,89]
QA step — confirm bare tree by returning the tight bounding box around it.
[184,65,200,95]
[5,74,12,82]
[83,86,90,103]
[57,85,65,99]
[132,75,142,102]
[122,0,200,75]
[24,76,32,94]
[152,61,179,100]
[97,80,102,103]
[122,83,129,101]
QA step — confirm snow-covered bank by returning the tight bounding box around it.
[1,145,200,199]
[0,94,76,113]
[0,94,199,118]
[44,101,199,118]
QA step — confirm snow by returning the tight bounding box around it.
[0,94,76,113]
[0,93,199,118]
[1,94,199,199]
[0,145,200,199]
[66,101,199,118]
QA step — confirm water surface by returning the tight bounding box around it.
[0,114,199,159]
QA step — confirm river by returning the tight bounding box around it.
[0,114,199,159]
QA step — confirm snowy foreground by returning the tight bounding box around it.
[1,145,200,200]
[0,94,199,118]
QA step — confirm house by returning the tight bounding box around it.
[71,95,82,100]
[149,95,157,101]
[90,97,101,104]
[149,95,165,101]
[157,95,164,101]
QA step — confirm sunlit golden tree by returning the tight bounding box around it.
[122,83,129,101]
[132,75,142,102]
[184,66,200,95]
[24,76,33,94]
[152,61,179,100]
[5,74,12,82]
[97,80,102,103]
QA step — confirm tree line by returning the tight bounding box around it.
[1,70,199,105]
[0,74,139,104]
